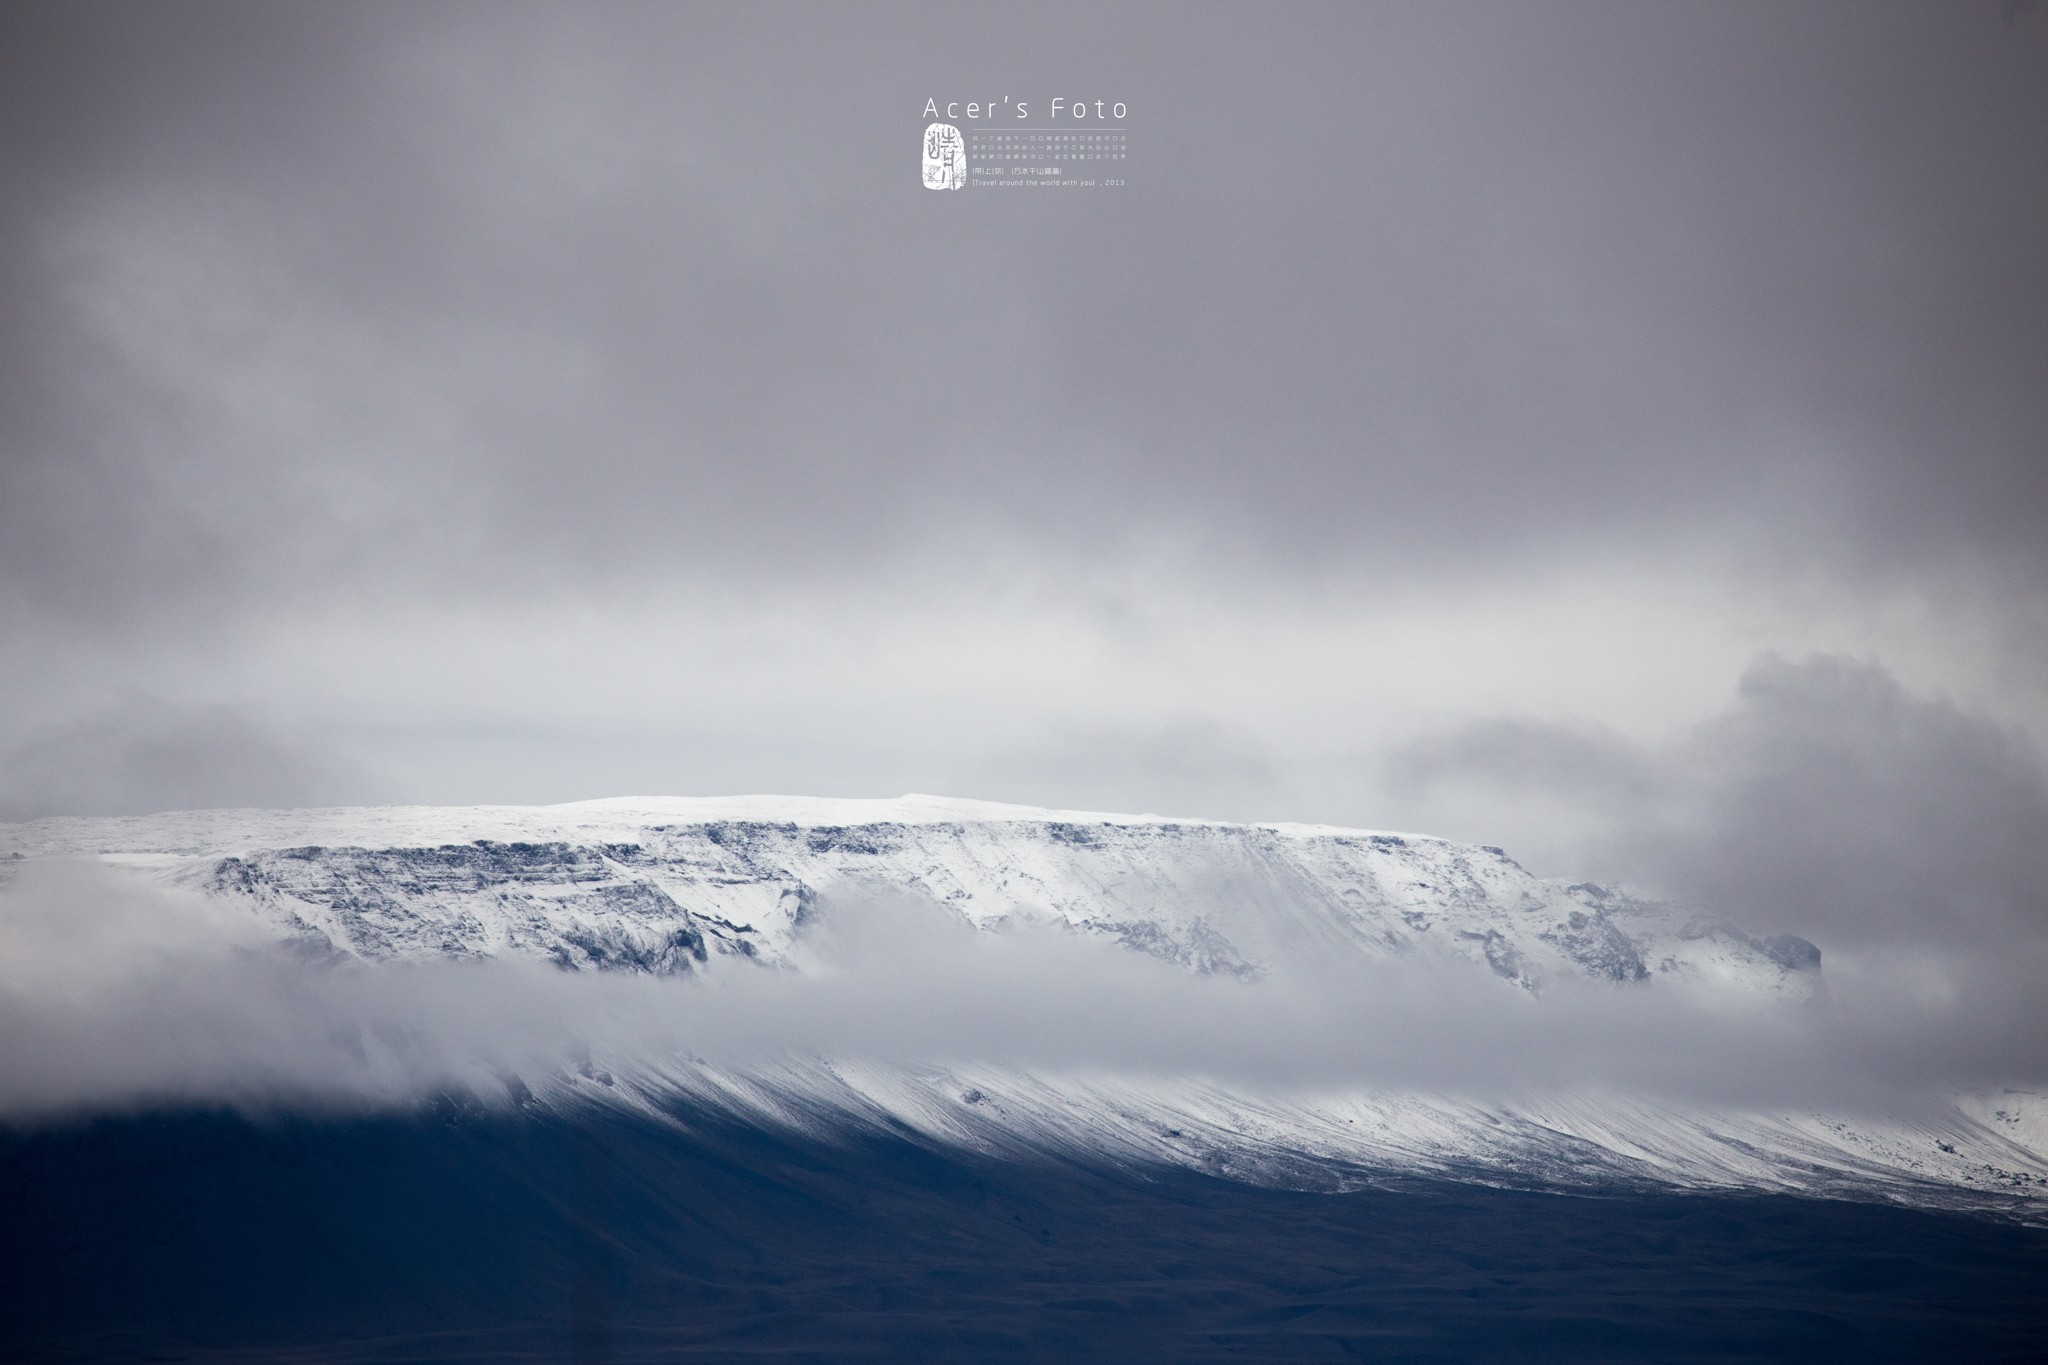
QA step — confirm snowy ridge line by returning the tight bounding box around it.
[0,793,1442,860]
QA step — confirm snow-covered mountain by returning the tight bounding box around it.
[1,793,1820,996]
[4,794,2042,1217]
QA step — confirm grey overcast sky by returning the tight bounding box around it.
[1,0,2044,902]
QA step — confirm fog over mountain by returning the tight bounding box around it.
[0,0,2041,1137]
[3,788,2043,1221]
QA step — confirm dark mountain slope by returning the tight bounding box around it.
[6,1102,2046,1363]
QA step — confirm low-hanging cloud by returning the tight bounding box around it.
[1392,653,2048,947]
[2,843,2040,1127]
[1387,653,2048,1081]
[1630,654,2048,956]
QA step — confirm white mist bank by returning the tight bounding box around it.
[0,858,2037,1124]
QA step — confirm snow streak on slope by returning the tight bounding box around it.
[1,795,2041,1216]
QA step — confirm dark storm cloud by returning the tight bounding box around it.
[1375,653,2048,1087]
[1391,652,2048,978]
[1632,654,2048,956]
[3,1,2044,627]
